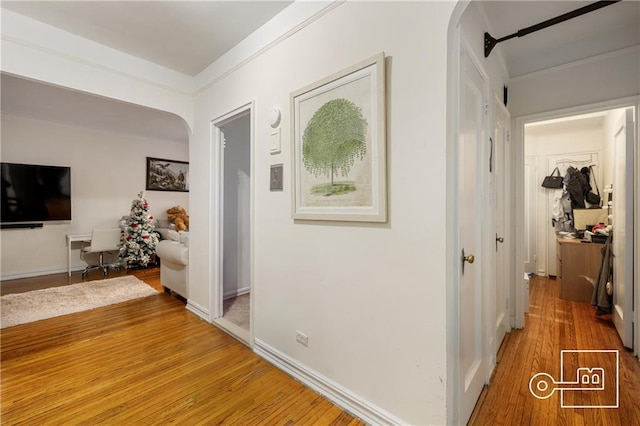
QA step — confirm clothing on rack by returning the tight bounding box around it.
[591,235,613,316]
[551,189,574,232]
[580,167,592,194]
[564,166,589,209]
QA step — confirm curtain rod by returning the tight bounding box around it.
[484,0,622,58]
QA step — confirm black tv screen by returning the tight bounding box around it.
[1,163,71,223]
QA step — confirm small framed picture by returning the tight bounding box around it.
[270,164,283,191]
[146,157,189,192]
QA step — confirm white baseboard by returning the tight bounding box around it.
[186,300,210,321]
[1,265,82,281]
[254,339,404,426]
[223,286,250,300]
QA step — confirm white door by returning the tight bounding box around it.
[494,102,509,351]
[458,48,487,424]
[524,156,537,274]
[612,107,634,348]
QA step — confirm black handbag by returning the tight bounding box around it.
[542,167,563,189]
[586,165,601,206]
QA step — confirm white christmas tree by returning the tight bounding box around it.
[119,191,159,267]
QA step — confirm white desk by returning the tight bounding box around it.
[66,233,91,276]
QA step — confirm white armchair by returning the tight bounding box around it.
[156,232,188,299]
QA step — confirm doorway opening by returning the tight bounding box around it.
[521,104,637,350]
[211,103,254,346]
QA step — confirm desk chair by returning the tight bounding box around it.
[81,228,122,277]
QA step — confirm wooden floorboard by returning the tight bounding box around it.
[1,268,364,425]
[469,275,640,425]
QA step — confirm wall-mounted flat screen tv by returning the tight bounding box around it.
[1,162,71,223]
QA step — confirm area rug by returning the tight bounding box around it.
[1,276,158,329]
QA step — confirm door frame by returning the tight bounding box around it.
[513,96,639,346]
[210,101,255,347]
[491,93,511,364]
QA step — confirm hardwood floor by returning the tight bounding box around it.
[1,268,363,425]
[469,275,640,425]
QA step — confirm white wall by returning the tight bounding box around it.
[509,46,640,117]
[0,114,188,279]
[189,2,455,424]
[525,120,605,276]
[222,114,251,297]
[460,1,510,100]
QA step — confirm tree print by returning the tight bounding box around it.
[302,98,367,196]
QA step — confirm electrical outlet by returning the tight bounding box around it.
[296,331,308,347]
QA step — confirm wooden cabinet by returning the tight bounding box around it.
[556,237,604,303]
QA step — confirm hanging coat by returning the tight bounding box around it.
[591,235,613,316]
[565,166,588,209]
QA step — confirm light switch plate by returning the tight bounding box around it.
[270,128,281,155]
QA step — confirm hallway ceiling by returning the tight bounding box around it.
[1,1,638,141]
[480,0,640,77]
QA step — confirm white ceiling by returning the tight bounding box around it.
[1,1,294,143]
[480,0,639,77]
[1,1,638,142]
[1,1,293,76]
[525,110,610,134]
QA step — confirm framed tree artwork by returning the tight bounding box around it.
[291,53,387,222]
[146,157,189,192]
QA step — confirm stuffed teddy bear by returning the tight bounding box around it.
[166,205,189,232]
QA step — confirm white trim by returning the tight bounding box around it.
[223,287,250,300]
[1,35,193,96]
[514,96,640,337]
[635,104,640,357]
[492,92,512,366]
[213,317,250,346]
[445,3,466,423]
[0,266,80,281]
[210,101,255,347]
[1,10,193,93]
[209,122,224,321]
[254,339,404,426]
[185,300,209,321]
[513,116,527,329]
[194,1,344,93]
